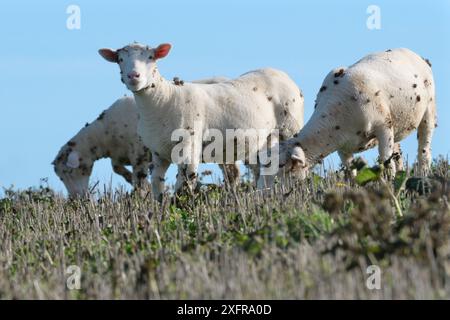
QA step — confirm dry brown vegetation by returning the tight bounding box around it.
[0,158,449,299]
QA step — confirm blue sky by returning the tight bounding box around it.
[0,0,449,195]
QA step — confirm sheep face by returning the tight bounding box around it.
[279,143,308,180]
[53,150,92,197]
[99,43,171,93]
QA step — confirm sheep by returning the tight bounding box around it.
[53,96,152,197]
[262,48,436,187]
[186,76,246,187]
[54,83,242,197]
[99,42,304,200]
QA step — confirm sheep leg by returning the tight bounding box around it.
[151,153,170,202]
[417,105,435,176]
[338,151,357,179]
[174,140,201,195]
[175,163,199,195]
[111,160,133,184]
[256,133,279,188]
[375,126,396,179]
[393,143,404,172]
[131,163,151,190]
[250,164,260,185]
[219,163,241,188]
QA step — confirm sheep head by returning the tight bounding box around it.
[99,42,172,93]
[53,149,93,197]
[278,141,309,180]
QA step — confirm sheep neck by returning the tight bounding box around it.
[133,68,176,110]
[296,116,338,167]
[74,120,110,162]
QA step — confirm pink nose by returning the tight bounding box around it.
[127,71,140,79]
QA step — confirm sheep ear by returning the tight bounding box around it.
[290,147,304,167]
[99,49,118,63]
[66,151,80,169]
[154,43,171,59]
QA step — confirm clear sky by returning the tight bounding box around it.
[0,0,449,195]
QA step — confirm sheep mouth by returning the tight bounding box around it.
[131,84,151,94]
[128,79,141,87]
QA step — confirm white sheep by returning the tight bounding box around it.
[53,96,152,197]
[54,81,242,197]
[99,43,304,200]
[263,48,436,186]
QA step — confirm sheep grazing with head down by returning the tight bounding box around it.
[53,96,151,197]
[99,42,304,200]
[263,48,436,186]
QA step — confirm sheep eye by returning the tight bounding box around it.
[119,58,123,63]
[149,55,153,60]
